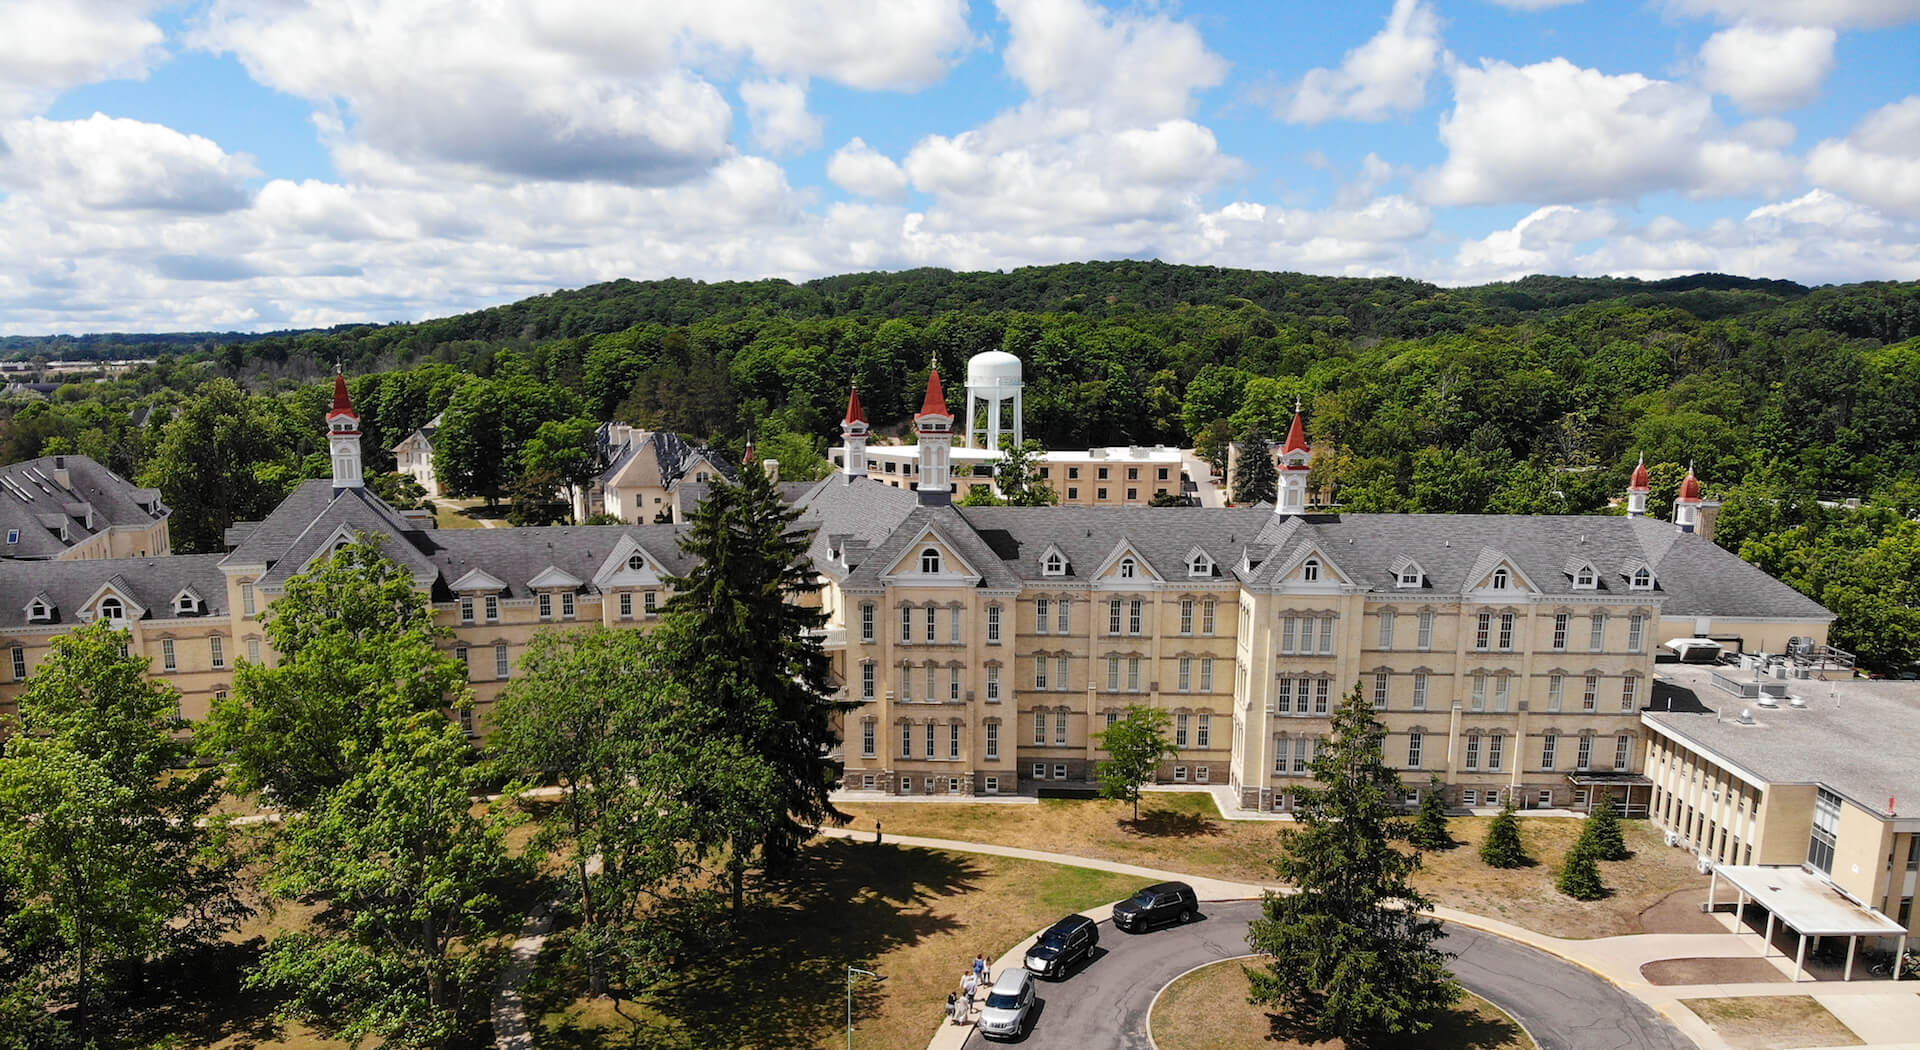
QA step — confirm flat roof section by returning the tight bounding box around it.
[1712,864,1907,938]
[1642,665,1920,818]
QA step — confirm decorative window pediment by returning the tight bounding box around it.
[1039,545,1070,577]
[881,526,981,583]
[1094,539,1163,585]
[527,566,584,591]
[449,568,509,593]
[170,588,204,616]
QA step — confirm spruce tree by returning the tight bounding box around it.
[1408,775,1455,850]
[1579,801,1631,861]
[661,463,851,916]
[1246,685,1461,1044]
[1233,427,1278,505]
[1479,803,1532,868]
[1556,840,1608,900]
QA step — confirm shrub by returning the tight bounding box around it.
[1478,804,1531,868]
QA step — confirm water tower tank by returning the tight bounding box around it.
[968,349,1023,388]
[964,351,1024,451]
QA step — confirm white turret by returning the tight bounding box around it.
[914,370,953,506]
[1276,399,1311,516]
[1626,454,1650,518]
[326,368,363,490]
[840,385,869,478]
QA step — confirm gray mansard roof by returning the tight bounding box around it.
[0,554,227,629]
[0,454,168,559]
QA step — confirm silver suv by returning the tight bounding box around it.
[977,967,1036,1040]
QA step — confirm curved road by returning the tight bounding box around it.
[961,901,1691,1050]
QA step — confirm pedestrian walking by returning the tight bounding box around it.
[962,970,978,1004]
[973,952,987,983]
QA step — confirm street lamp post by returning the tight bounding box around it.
[847,965,882,1050]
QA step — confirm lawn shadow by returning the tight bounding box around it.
[109,938,289,1050]
[1261,999,1526,1049]
[1122,808,1223,838]
[539,838,985,1050]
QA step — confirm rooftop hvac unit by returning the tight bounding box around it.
[1761,682,1790,698]
[1788,695,1808,708]
[1756,694,1779,708]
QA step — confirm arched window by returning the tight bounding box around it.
[1302,558,1320,582]
[1491,567,1509,590]
[1630,567,1653,591]
[1118,557,1136,579]
[1573,566,1596,589]
[99,597,124,622]
[626,553,646,571]
[920,547,942,574]
[1398,566,1421,587]
[1042,552,1065,576]
[1187,553,1211,577]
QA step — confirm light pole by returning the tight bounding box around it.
[847,965,883,1050]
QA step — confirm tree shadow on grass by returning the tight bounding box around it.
[530,838,984,1050]
[1261,999,1525,1050]
[109,939,290,1050]
[1123,807,1224,838]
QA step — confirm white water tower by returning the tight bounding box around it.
[965,350,1024,451]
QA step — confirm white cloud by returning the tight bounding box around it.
[1284,0,1445,124]
[1664,0,1920,28]
[0,114,259,213]
[0,2,166,118]
[196,0,973,185]
[827,138,909,201]
[1421,58,1794,205]
[1485,0,1583,8]
[1806,96,1920,216]
[1699,23,1835,111]
[996,0,1227,121]
[741,79,824,155]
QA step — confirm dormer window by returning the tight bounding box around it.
[1187,553,1212,578]
[1491,568,1509,590]
[173,593,200,616]
[1303,558,1321,582]
[1397,567,1421,588]
[1630,567,1653,591]
[1118,557,1136,579]
[626,553,646,571]
[26,599,51,623]
[920,547,942,574]
[1573,567,1596,590]
[99,597,125,622]
[1042,552,1066,576]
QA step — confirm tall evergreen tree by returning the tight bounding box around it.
[1578,803,1631,861]
[1555,840,1608,901]
[0,622,243,1042]
[661,464,852,916]
[1479,803,1532,868]
[1408,775,1455,850]
[1246,685,1461,1045]
[1233,427,1278,505]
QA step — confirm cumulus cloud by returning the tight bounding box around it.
[1698,23,1835,111]
[1283,0,1445,124]
[0,114,259,213]
[1806,96,1920,216]
[827,138,909,201]
[195,0,972,185]
[1664,0,1920,28]
[996,0,1227,120]
[741,79,824,155]
[1485,0,1583,8]
[1421,58,1794,205]
[0,1,165,118]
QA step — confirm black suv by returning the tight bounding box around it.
[1024,914,1099,978]
[1111,881,1198,932]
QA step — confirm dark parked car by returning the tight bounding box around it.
[1112,881,1198,932]
[1024,913,1099,978]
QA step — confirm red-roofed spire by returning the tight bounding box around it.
[844,385,867,426]
[1678,464,1701,502]
[327,369,357,420]
[1279,396,1310,457]
[1629,453,1650,491]
[916,369,949,419]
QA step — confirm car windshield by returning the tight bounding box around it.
[1038,928,1070,947]
[986,992,1021,1010]
[1129,890,1156,907]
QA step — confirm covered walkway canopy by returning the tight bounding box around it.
[1709,864,1908,982]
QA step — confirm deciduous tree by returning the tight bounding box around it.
[1095,705,1179,821]
[141,377,298,552]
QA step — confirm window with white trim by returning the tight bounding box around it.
[455,646,468,679]
[1398,564,1421,588]
[1036,598,1050,634]
[950,723,961,759]
[495,644,509,679]
[1372,671,1389,710]
[1196,715,1210,748]
[1200,658,1214,692]
[861,662,875,699]
[1128,599,1143,635]
[561,592,575,619]
[1107,600,1122,635]
[1188,552,1211,577]
[460,597,474,623]
[1054,712,1067,746]
[1057,599,1070,633]
[925,606,937,643]
[1378,609,1395,649]
[1589,613,1606,651]
[949,668,961,701]
[901,605,913,644]
[920,547,941,574]
[1314,679,1331,714]
[986,665,1000,701]
[1417,610,1434,651]
[860,603,874,643]
[1471,674,1487,712]
[1032,762,1047,779]
[1201,600,1215,634]
[1575,733,1593,770]
[1465,732,1481,771]
[1118,557,1136,579]
[986,722,999,760]
[1055,656,1068,691]
[1498,612,1515,650]
[925,722,936,759]
[1627,614,1645,653]
[1302,558,1320,582]
[1411,672,1428,711]
[241,582,256,618]
[209,636,225,669]
[1621,675,1640,711]
[1299,616,1316,653]
[246,638,261,664]
[863,721,876,757]
[1552,613,1568,650]
[1178,657,1192,692]
[9,645,23,682]
[1180,600,1194,635]
[1034,710,1047,745]
[1474,612,1491,650]
[1614,733,1631,770]
[1573,566,1596,589]
[1107,657,1120,692]
[1582,674,1599,712]
[1491,567,1509,590]
[620,592,633,619]
[1175,713,1190,748]
[1547,674,1564,712]
[484,595,499,623]
[1542,733,1558,770]
[1043,552,1065,576]
[643,591,657,616]
[1126,656,1141,692]
[902,723,914,758]
[1630,567,1653,591]
[539,593,552,620]
[1488,733,1504,771]
[1494,673,1511,712]
[925,663,936,700]
[1034,657,1048,690]
[987,605,1001,643]
[98,596,124,622]
[161,638,176,671]
[1408,730,1424,768]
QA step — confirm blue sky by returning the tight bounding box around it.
[1,0,1917,334]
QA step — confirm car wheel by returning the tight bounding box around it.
[1178,908,1193,924]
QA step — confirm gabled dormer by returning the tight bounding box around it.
[1562,556,1600,591]
[592,536,669,589]
[1272,543,1352,589]
[24,592,55,624]
[81,579,141,625]
[1620,560,1657,592]
[1388,554,1426,589]
[527,566,584,592]
[171,587,206,617]
[1183,546,1216,579]
[881,525,982,586]
[1038,544,1071,578]
[1465,548,1538,595]
[1094,538,1163,587]
[449,568,509,594]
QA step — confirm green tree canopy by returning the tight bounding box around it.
[434,375,582,504]
[141,377,299,552]
[994,436,1056,506]
[1408,775,1454,851]
[1094,704,1179,820]
[1233,428,1277,505]
[1479,803,1532,869]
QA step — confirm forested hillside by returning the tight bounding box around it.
[5,262,1918,668]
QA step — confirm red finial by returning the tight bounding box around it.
[1280,397,1309,454]
[1679,464,1701,502]
[844,385,867,425]
[327,372,356,419]
[1629,453,1650,491]
[916,369,949,419]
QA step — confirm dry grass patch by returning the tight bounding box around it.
[1151,958,1534,1050]
[1643,957,1788,986]
[528,838,1141,1050]
[1681,996,1863,1050]
[839,796,1705,938]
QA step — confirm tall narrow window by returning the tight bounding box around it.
[1494,673,1511,712]
[1411,673,1428,711]
[1614,733,1631,770]
[539,593,553,620]
[1055,656,1068,691]
[1542,733,1558,770]
[861,603,874,643]
[1621,675,1640,711]
[1126,656,1141,692]
[460,597,474,624]
[1200,657,1214,692]
[1491,567,1509,590]
[1576,733,1593,770]
[862,662,875,699]
[1056,600,1069,634]
[1275,679,1292,714]
[1488,734,1504,771]
[1303,559,1320,582]
[209,636,225,670]
[247,638,262,664]
[484,595,499,622]
[950,723,961,760]
[495,644,509,679]
[925,663,936,701]
[902,723,914,759]
[1465,733,1481,771]
[1417,610,1434,651]
[1498,612,1515,650]
[1552,613,1568,650]
[986,665,1000,701]
[1407,731,1424,768]
[1378,609,1395,649]
[1589,613,1607,652]
[1548,674,1564,712]
[1582,674,1599,712]
[241,582,256,618]
[1314,679,1331,714]
[1372,672,1389,710]
[986,722,999,760]
[987,605,1001,643]
[1201,600,1215,634]
[1319,616,1336,654]
[1471,674,1487,711]
[949,668,961,701]
[1808,788,1841,874]
[1299,616,1316,654]
[643,591,657,616]
[1178,657,1192,692]
[951,608,962,644]
[920,548,941,573]
[620,592,634,619]
[1034,657,1048,690]
[863,722,876,757]
[161,639,177,672]
[925,722,936,759]
[926,607,937,643]
[901,605,913,644]
[1036,598,1050,634]
[1296,677,1313,714]
[1108,600,1122,635]
[1107,658,1120,692]
[9,646,24,682]
[1281,617,1297,654]
[1475,613,1491,650]
[1180,600,1194,635]
[1196,715,1210,748]
[1627,614,1646,653]
[1055,712,1067,745]
[1175,713,1190,747]
[455,646,468,679]
[1034,711,1047,745]
[1128,599,1143,635]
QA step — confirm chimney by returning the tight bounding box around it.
[51,455,70,490]
[763,458,781,484]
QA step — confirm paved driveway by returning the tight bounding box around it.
[961,901,1693,1050]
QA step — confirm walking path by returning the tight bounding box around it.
[491,900,553,1050]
